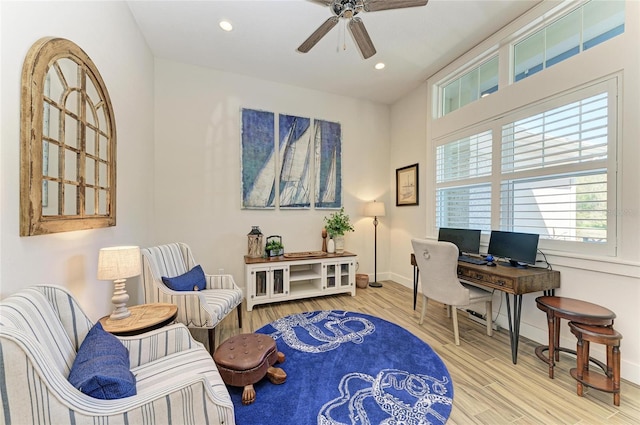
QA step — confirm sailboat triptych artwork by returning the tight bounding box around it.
[241,108,341,210]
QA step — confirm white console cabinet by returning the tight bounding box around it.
[244,252,357,311]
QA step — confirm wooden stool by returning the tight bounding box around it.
[569,322,622,406]
[535,296,615,378]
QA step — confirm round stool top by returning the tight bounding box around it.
[569,322,622,342]
[535,296,616,323]
[214,333,276,371]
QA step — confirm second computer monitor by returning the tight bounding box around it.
[438,228,481,255]
[487,230,539,268]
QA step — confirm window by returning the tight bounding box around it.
[441,56,498,116]
[514,0,624,82]
[436,1,624,117]
[436,80,616,254]
[436,131,492,230]
[21,37,116,236]
[500,91,609,242]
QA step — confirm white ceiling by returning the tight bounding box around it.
[127,0,540,105]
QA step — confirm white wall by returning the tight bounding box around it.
[389,1,640,384]
[152,58,391,290]
[0,1,155,320]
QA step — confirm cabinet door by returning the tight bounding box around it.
[270,266,290,298]
[249,266,270,304]
[325,263,337,290]
[324,260,355,291]
[338,260,355,288]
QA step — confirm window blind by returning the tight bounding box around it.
[499,92,609,243]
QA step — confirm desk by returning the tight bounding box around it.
[100,303,178,336]
[411,253,560,364]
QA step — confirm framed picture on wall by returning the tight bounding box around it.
[396,163,419,206]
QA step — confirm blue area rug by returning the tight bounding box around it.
[230,310,453,424]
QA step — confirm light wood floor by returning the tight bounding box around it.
[207,280,640,424]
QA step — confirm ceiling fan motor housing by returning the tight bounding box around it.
[331,0,363,18]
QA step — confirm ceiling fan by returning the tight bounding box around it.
[297,0,429,59]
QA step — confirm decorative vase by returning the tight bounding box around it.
[334,235,345,254]
[327,238,335,254]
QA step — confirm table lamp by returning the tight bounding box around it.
[97,246,141,320]
[364,200,385,288]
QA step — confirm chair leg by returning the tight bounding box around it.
[419,295,428,325]
[237,305,243,329]
[452,307,460,346]
[208,328,216,357]
[485,300,493,337]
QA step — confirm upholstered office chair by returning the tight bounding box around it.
[141,242,243,354]
[411,238,494,345]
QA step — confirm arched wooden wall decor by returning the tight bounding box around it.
[20,37,116,236]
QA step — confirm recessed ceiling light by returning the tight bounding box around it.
[219,20,233,32]
[374,62,385,70]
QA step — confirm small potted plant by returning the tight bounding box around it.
[265,235,284,257]
[323,207,354,254]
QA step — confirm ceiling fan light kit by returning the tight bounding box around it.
[298,0,428,59]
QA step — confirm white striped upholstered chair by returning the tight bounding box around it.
[0,285,235,424]
[141,242,243,355]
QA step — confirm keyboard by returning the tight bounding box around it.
[458,255,487,265]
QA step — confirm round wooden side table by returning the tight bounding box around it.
[100,303,178,336]
[535,296,615,379]
[569,322,622,406]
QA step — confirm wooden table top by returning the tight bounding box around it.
[536,296,616,321]
[100,303,178,336]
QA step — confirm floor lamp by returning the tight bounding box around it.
[364,200,385,288]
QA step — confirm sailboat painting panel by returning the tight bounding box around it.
[279,114,312,208]
[241,108,276,209]
[314,119,342,209]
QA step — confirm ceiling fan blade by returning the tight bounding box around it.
[363,0,429,12]
[298,17,340,53]
[348,17,376,59]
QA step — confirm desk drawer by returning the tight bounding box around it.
[458,268,514,290]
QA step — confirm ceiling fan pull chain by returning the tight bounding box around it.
[343,20,347,51]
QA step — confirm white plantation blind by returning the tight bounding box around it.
[499,92,609,244]
[501,93,608,174]
[436,131,492,183]
[435,79,616,254]
[436,183,492,230]
[436,131,492,230]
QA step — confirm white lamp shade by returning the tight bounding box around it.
[97,246,141,280]
[364,201,386,217]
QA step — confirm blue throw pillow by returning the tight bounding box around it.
[162,265,206,291]
[68,322,136,399]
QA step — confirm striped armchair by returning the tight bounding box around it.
[141,243,243,354]
[0,285,235,424]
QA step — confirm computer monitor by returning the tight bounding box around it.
[438,228,481,255]
[487,230,539,268]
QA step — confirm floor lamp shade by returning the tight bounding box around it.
[364,201,386,218]
[98,246,141,320]
[364,201,385,288]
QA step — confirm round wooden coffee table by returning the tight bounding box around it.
[535,296,615,378]
[100,303,178,336]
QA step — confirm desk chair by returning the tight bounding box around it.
[411,238,494,345]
